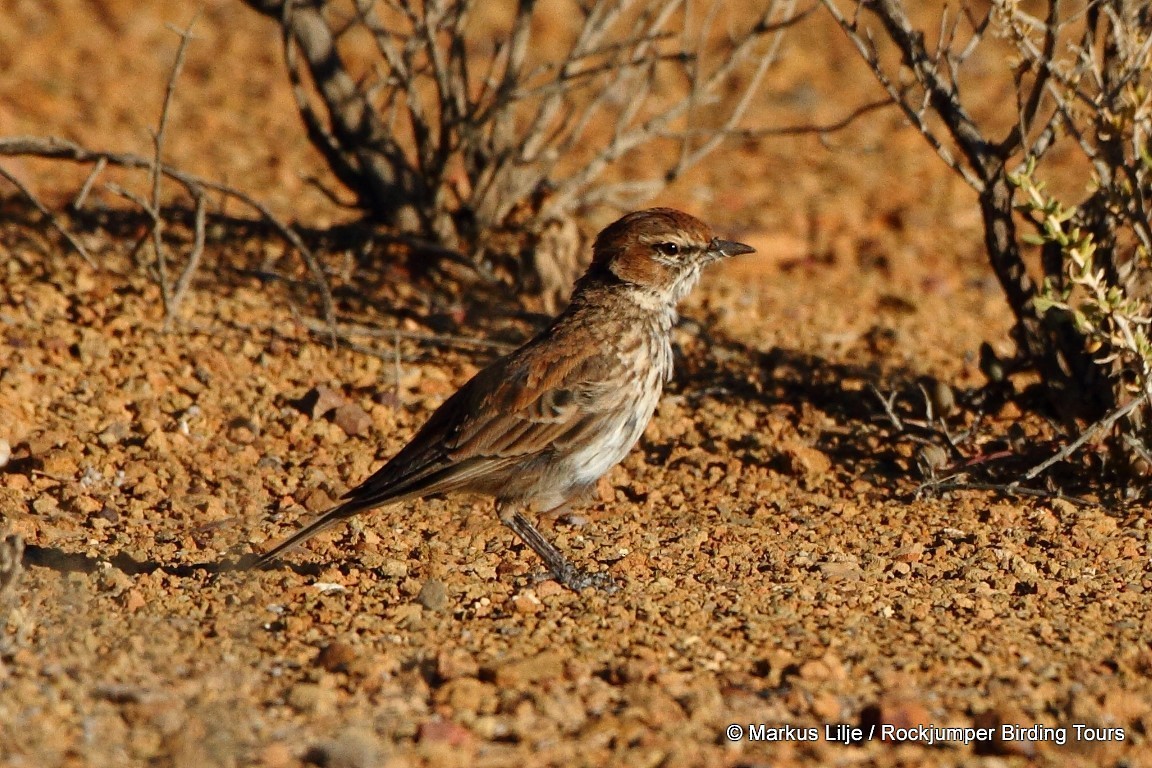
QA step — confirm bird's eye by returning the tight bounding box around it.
[655,242,680,257]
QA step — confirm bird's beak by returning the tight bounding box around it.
[708,237,756,259]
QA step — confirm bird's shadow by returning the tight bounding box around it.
[662,321,929,483]
[21,544,324,579]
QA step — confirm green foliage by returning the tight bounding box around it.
[1012,159,1152,399]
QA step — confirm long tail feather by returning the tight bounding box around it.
[252,500,362,568]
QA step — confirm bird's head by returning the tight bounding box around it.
[582,208,755,306]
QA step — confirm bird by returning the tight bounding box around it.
[255,208,755,590]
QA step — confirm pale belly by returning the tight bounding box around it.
[562,382,660,486]
[545,340,669,501]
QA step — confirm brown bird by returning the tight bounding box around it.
[256,208,754,590]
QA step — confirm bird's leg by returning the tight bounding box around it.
[497,502,616,592]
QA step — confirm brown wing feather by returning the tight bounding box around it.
[450,353,614,458]
[349,297,625,506]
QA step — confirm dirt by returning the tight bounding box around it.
[2,2,1151,767]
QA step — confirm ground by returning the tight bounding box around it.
[1,2,1151,767]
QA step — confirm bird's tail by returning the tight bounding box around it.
[251,500,364,569]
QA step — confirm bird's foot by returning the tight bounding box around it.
[540,565,618,593]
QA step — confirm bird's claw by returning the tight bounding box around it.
[541,565,618,593]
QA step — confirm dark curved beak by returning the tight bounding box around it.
[709,237,756,258]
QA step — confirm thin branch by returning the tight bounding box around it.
[820,0,985,190]
[1017,0,1059,147]
[511,42,684,105]
[863,0,991,176]
[917,479,1095,507]
[283,2,373,198]
[673,1,801,176]
[668,96,894,139]
[105,182,156,215]
[0,164,96,267]
[1019,393,1149,482]
[149,15,200,316]
[72,156,107,211]
[168,190,208,325]
[551,0,796,212]
[253,0,411,218]
[867,382,966,460]
[1017,101,1065,168]
[954,5,991,64]
[519,0,635,164]
[298,316,517,353]
[248,0,809,277]
[869,383,904,430]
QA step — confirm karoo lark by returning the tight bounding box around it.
[256,208,754,590]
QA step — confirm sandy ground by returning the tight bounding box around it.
[2,2,1151,767]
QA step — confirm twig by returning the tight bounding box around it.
[0,163,96,267]
[298,315,517,353]
[821,0,986,191]
[1121,433,1152,468]
[554,0,801,213]
[260,0,805,256]
[72,156,107,211]
[168,190,207,324]
[917,479,1095,507]
[105,182,156,215]
[672,1,808,175]
[393,329,402,402]
[266,0,409,215]
[869,383,904,430]
[1018,393,1149,482]
[105,182,159,268]
[148,14,200,316]
[710,97,895,139]
[869,381,967,462]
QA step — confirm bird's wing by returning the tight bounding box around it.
[337,337,621,511]
[449,344,619,457]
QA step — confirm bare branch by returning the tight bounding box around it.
[72,156,107,211]
[243,0,803,293]
[917,479,1095,507]
[248,0,413,220]
[0,163,95,267]
[1019,394,1149,482]
[673,97,893,140]
[820,0,985,190]
[168,190,208,326]
[1016,0,1059,148]
[148,15,200,316]
[821,0,1152,466]
[298,315,517,353]
[550,1,798,214]
[672,2,801,178]
[105,182,156,215]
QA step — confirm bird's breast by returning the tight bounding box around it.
[560,324,669,487]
